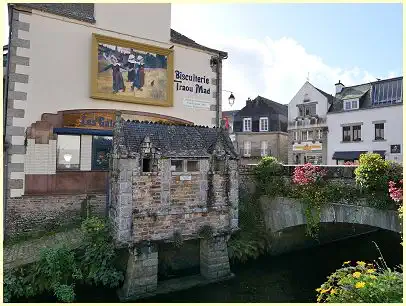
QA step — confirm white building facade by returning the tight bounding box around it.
[4,3,227,199]
[287,81,334,165]
[327,77,403,165]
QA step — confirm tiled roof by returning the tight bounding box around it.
[118,120,238,158]
[13,4,227,57]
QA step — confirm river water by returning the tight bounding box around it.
[20,229,402,303]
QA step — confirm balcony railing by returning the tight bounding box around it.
[288,116,326,128]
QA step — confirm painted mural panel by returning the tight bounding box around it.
[91,34,174,106]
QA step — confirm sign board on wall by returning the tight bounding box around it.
[293,142,322,151]
[63,111,188,130]
[174,70,211,95]
[183,99,211,110]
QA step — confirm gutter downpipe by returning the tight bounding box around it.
[216,52,228,128]
[3,4,13,240]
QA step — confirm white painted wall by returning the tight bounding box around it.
[287,81,329,125]
[21,4,218,129]
[94,4,171,43]
[327,105,403,164]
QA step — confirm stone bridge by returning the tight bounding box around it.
[261,196,402,234]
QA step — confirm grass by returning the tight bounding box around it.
[97,67,167,100]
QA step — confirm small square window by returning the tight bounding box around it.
[142,158,152,172]
[215,160,225,172]
[186,160,199,172]
[171,160,183,172]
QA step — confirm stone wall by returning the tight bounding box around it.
[5,193,106,239]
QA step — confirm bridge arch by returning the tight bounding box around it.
[260,196,402,234]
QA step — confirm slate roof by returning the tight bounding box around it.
[255,96,288,116]
[17,3,96,23]
[312,84,335,105]
[117,120,238,158]
[12,4,227,57]
[328,76,403,113]
[170,29,227,58]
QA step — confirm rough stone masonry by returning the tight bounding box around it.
[110,117,239,300]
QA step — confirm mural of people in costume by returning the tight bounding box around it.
[132,55,145,91]
[99,55,126,93]
[125,54,136,83]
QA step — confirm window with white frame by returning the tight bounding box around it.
[343,99,359,111]
[243,118,252,132]
[243,141,251,156]
[260,141,268,156]
[259,117,269,132]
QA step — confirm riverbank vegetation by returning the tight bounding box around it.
[3,217,124,303]
[228,153,403,260]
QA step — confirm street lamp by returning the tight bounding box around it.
[228,93,235,107]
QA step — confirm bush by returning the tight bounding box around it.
[4,217,124,303]
[254,156,287,198]
[316,259,403,303]
[354,153,389,192]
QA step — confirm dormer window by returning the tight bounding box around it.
[343,99,359,111]
[243,118,252,132]
[259,117,268,132]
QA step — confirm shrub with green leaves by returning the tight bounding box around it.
[354,153,389,191]
[4,217,124,303]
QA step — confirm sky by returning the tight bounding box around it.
[3,3,402,111]
[171,3,403,111]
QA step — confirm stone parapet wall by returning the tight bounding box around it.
[238,164,357,179]
[6,193,106,239]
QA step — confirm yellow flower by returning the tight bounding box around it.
[330,288,338,295]
[316,288,322,292]
[355,282,366,289]
[356,261,366,266]
[369,275,377,280]
[321,287,331,294]
[352,271,362,278]
[343,261,351,265]
[366,269,376,273]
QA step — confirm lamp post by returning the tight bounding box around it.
[223,90,237,148]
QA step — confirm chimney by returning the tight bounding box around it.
[246,98,252,106]
[335,80,344,94]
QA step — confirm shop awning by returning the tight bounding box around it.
[373,150,386,158]
[53,127,113,136]
[332,151,367,160]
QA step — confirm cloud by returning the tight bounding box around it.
[207,35,397,111]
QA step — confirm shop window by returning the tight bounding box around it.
[142,158,152,172]
[187,160,199,172]
[57,135,81,170]
[92,136,112,170]
[171,160,183,172]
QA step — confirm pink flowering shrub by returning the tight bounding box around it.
[292,163,327,185]
[389,180,403,203]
